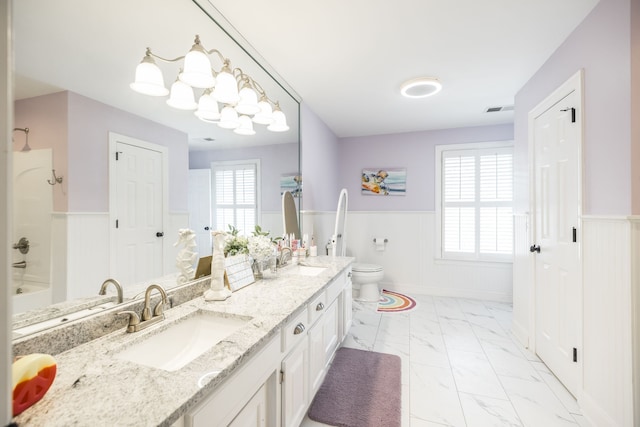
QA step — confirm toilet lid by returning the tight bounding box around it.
[352,263,383,273]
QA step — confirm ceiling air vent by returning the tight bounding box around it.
[485,105,514,113]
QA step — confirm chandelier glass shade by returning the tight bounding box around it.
[130,35,288,136]
[267,103,290,132]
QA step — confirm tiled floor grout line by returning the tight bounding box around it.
[469,300,526,427]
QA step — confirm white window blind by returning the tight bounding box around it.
[212,161,258,235]
[440,145,513,260]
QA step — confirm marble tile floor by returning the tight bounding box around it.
[302,294,586,427]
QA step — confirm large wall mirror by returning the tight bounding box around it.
[11,0,300,330]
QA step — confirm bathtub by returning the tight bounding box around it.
[12,281,52,314]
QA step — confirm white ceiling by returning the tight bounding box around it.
[13,0,600,145]
[203,0,599,137]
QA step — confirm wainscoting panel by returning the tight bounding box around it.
[54,212,190,302]
[581,216,634,427]
[65,212,110,301]
[302,211,513,301]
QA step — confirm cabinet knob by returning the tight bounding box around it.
[316,302,325,311]
[293,323,305,335]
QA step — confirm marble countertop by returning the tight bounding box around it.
[13,256,353,427]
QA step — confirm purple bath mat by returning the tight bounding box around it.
[307,347,401,427]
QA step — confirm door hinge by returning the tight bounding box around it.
[115,219,119,229]
[573,347,578,363]
[279,370,284,384]
[572,227,577,243]
[561,107,576,123]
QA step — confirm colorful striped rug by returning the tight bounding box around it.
[377,289,417,313]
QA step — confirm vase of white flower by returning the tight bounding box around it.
[248,234,275,281]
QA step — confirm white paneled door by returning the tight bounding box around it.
[114,140,164,286]
[532,85,581,396]
[188,169,212,258]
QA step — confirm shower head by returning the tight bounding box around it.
[13,127,31,152]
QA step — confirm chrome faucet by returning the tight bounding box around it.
[99,278,123,303]
[118,284,168,333]
[278,247,292,267]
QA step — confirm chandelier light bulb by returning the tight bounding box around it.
[195,90,221,122]
[218,105,240,129]
[236,84,260,115]
[212,65,240,105]
[267,104,289,132]
[252,98,275,125]
[179,37,215,88]
[130,53,169,96]
[234,115,256,136]
[166,78,197,110]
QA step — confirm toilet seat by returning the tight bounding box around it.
[352,263,383,273]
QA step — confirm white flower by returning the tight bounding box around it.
[247,235,274,262]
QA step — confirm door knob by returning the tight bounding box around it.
[529,244,540,253]
[204,226,210,230]
[156,232,164,237]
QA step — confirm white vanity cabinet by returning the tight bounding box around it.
[180,264,354,427]
[281,267,352,426]
[184,332,281,427]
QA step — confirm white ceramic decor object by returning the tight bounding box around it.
[174,229,198,285]
[205,231,232,301]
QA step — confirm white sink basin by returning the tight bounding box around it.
[288,265,327,276]
[115,311,250,372]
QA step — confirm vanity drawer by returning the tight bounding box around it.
[307,291,327,326]
[281,309,308,354]
[326,271,346,304]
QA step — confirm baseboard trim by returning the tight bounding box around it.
[579,390,623,427]
[511,319,529,348]
[383,283,512,303]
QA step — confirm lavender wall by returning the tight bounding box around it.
[14,92,69,212]
[188,142,298,212]
[67,92,189,212]
[339,125,514,211]
[300,103,341,211]
[631,0,640,213]
[514,0,632,215]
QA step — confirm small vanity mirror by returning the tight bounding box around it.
[11,0,300,333]
[282,191,301,240]
[333,189,348,257]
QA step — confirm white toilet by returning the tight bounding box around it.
[352,263,384,302]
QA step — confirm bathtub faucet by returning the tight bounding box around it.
[12,261,26,269]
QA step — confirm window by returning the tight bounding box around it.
[211,160,260,235]
[436,142,513,261]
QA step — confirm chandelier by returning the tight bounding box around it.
[130,35,289,136]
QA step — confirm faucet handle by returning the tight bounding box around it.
[153,301,165,318]
[118,311,140,329]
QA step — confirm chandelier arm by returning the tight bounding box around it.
[145,48,186,64]
[202,48,227,64]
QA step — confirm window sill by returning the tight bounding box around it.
[434,256,513,267]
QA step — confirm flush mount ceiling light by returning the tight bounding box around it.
[400,77,442,99]
[130,35,289,135]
